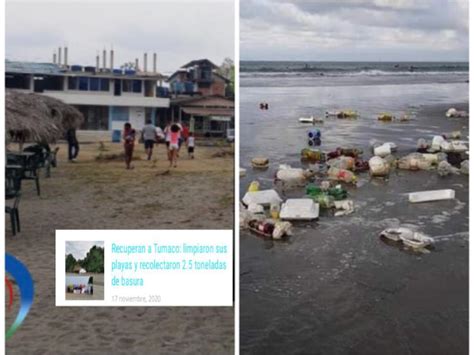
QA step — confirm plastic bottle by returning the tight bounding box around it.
[327,186,348,200]
[306,184,323,197]
[308,137,321,147]
[270,204,280,219]
[307,129,321,139]
[316,194,335,209]
[301,148,326,162]
[247,180,260,192]
[327,167,357,184]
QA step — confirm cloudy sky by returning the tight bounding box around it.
[66,241,104,260]
[6,0,234,74]
[241,0,468,61]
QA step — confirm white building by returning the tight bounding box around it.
[5,51,170,138]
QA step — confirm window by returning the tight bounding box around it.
[145,108,154,123]
[68,77,78,90]
[100,78,109,91]
[90,78,99,91]
[122,80,132,92]
[78,77,88,91]
[110,106,129,121]
[77,105,109,130]
[6,74,31,89]
[132,80,142,93]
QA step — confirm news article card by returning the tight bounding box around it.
[56,230,233,306]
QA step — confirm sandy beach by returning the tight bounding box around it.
[6,141,234,354]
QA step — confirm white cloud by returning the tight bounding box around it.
[6,1,234,74]
[66,241,104,260]
[241,0,468,61]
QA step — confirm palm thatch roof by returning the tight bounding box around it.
[6,90,84,143]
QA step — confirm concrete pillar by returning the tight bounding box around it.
[110,49,114,70]
[29,75,34,91]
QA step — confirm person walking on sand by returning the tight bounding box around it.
[164,122,172,162]
[142,119,158,160]
[168,123,181,168]
[187,132,195,159]
[66,127,79,162]
[123,123,136,169]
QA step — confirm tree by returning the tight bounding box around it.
[65,254,77,272]
[218,58,234,97]
[81,246,104,273]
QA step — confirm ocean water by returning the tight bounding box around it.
[240,62,469,354]
[241,61,469,87]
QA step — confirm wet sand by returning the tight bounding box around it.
[240,100,468,354]
[6,142,234,354]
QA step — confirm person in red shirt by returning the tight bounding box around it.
[181,124,189,141]
[123,123,136,169]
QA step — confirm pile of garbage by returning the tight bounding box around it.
[376,112,412,122]
[251,157,269,169]
[446,107,469,118]
[380,228,434,251]
[241,106,468,246]
[325,110,358,119]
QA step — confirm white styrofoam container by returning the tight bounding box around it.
[374,143,391,157]
[242,190,282,207]
[279,199,319,220]
[408,189,455,203]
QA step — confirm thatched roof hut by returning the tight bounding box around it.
[6,90,84,143]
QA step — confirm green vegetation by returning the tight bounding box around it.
[65,253,77,272]
[65,245,104,273]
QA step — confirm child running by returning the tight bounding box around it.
[187,132,195,159]
[168,123,181,168]
[123,122,136,169]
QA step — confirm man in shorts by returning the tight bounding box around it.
[142,119,157,160]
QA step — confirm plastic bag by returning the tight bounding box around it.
[380,228,434,249]
[276,166,313,187]
[460,160,469,175]
[272,221,293,239]
[437,161,460,176]
[327,167,357,183]
[397,153,433,171]
[369,156,390,176]
[334,200,354,217]
[431,136,445,151]
[327,156,355,170]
